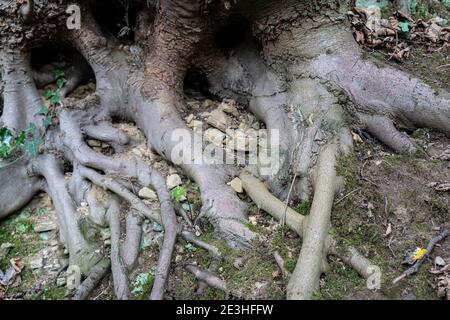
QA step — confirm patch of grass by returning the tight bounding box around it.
[37,286,67,300]
[295,201,311,216]
[313,259,365,300]
[0,210,40,270]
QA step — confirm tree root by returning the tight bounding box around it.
[287,144,339,300]
[239,170,373,295]
[107,197,130,300]
[185,265,227,292]
[73,258,111,300]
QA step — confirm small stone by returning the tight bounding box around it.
[104,239,111,246]
[187,120,203,132]
[219,101,239,117]
[175,255,183,263]
[228,177,243,193]
[56,278,66,287]
[167,174,182,190]
[249,216,258,226]
[204,128,226,147]
[202,99,214,108]
[138,187,158,200]
[185,114,194,124]
[435,256,446,267]
[206,109,228,131]
[28,256,44,269]
[87,139,102,147]
[233,257,245,269]
[33,221,57,233]
[186,100,200,109]
[0,242,13,258]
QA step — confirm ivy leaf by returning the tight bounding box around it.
[0,127,13,158]
[43,115,53,128]
[53,69,65,80]
[56,78,67,89]
[49,91,61,105]
[170,186,187,203]
[15,131,26,146]
[44,89,54,100]
[38,105,49,116]
[399,22,410,33]
[27,123,37,135]
[24,138,42,157]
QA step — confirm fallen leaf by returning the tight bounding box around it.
[271,271,279,279]
[10,258,25,272]
[385,223,392,237]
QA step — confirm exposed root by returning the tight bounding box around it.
[181,230,222,260]
[122,211,143,271]
[287,144,339,300]
[32,155,102,275]
[240,171,373,280]
[360,114,417,154]
[274,251,291,279]
[107,197,130,300]
[185,265,227,292]
[0,159,42,219]
[73,258,110,300]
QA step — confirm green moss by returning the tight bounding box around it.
[295,201,311,216]
[312,259,365,300]
[37,286,67,300]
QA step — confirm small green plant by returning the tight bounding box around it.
[0,127,25,159]
[43,69,66,105]
[0,94,55,166]
[170,185,187,202]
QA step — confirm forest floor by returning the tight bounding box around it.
[1,2,450,300]
[1,80,449,300]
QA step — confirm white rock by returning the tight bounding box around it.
[175,255,183,263]
[249,216,258,225]
[28,256,44,269]
[56,278,66,287]
[435,256,446,267]
[228,177,243,193]
[87,139,102,147]
[204,128,226,147]
[33,221,57,233]
[185,114,194,124]
[207,109,228,131]
[202,99,214,108]
[138,187,158,200]
[167,174,182,190]
[219,101,239,117]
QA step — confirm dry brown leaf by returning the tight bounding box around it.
[10,258,25,272]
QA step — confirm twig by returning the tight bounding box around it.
[273,251,291,279]
[393,229,449,284]
[281,174,297,237]
[335,188,360,204]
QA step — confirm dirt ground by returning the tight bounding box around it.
[1,2,449,300]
